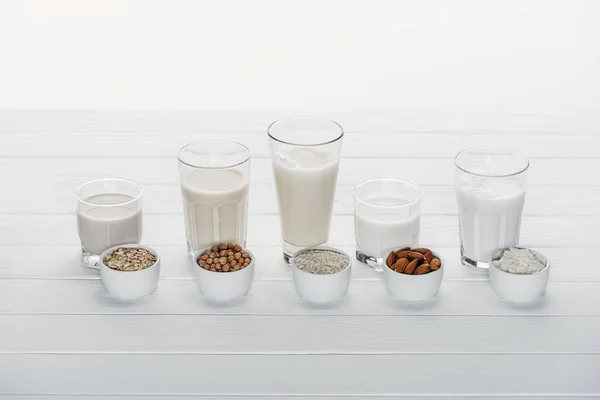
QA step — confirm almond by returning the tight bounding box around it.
[392,258,409,273]
[424,250,433,264]
[415,248,430,254]
[414,264,431,275]
[430,258,441,270]
[386,252,396,267]
[395,250,411,259]
[404,259,419,274]
[397,246,411,252]
[407,251,426,262]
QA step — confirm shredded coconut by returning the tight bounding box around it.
[492,247,546,274]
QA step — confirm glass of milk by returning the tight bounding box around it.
[178,141,251,258]
[455,147,529,271]
[354,178,421,271]
[75,178,143,268]
[268,117,343,263]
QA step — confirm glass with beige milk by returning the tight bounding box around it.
[455,147,529,271]
[268,117,343,262]
[354,179,421,271]
[178,141,250,257]
[75,178,143,268]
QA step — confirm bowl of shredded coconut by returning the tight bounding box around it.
[489,247,550,303]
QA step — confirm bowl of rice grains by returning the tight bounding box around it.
[290,246,352,305]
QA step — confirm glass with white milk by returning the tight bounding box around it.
[178,141,250,258]
[268,117,343,262]
[354,179,421,271]
[455,147,529,271]
[75,178,143,268]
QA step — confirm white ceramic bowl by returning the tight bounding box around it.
[489,247,550,303]
[193,247,255,302]
[290,246,352,305]
[382,248,444,302]
[99,244,160,300]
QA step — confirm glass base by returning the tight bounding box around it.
[282,240,326,264]
[81,247,100,269]
[356,250,384,272]
[461,251,490,272]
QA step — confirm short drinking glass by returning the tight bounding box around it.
[455,147,529,271]
[268,117,344,263]
[178,140,251,258]
[354,178,421,271]
[75,178,143,268]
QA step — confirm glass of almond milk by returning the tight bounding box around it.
[268,117,343,263]
[75,178,143,268]
[178,141,251,258]
[455,147,529,271]
[354,178,421,271]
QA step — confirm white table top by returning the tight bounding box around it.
[1,110,599,398]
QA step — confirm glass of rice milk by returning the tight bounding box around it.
[354,179,421,271]
[75,178,143,268]
[178,141,251,258]
[268,117,343,263]
[455,147,529,271]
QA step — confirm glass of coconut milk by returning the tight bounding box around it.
[75,178,143,268]
[178,140,251,258]
[268,117,343,263]
[455,147,529,271]
[354,178,421,271]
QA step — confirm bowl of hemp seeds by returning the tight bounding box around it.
[99,244,161,300]
[290,246,352,305]
[193,242,255,302]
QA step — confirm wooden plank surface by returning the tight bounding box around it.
[1,354,598,395]
[2,315,599,354]
[2,280,599,316]
[1,110,599,397]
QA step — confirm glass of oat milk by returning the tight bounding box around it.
[268,117,343,263]
[178,141,250,258]
[455,147,529,271]
[354,178,421,271]
[75,178,143,268]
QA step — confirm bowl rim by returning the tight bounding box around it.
[290,246,352,277]
[193,245,255,274]
[99,243,160,273]
[489,247,551,276]
[382,246,444,277]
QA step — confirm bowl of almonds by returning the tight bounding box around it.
[382,246,444,302]
[193,242,255,302]
[99,244,161,300]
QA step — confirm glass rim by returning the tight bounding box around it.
[75,177,143,207]
[177,140,251,169]
[267,116,344,147]
[354,178,422,208]
[454,146,530,178]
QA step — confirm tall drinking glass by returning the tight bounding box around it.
[354,178,421,271]
[455,147,529,271]
[75,178,143,268]
[268,117,343,263]
[178,141,251,258]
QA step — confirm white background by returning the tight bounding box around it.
[0,0,599,115]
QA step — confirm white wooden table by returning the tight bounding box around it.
[1,111,599,399]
